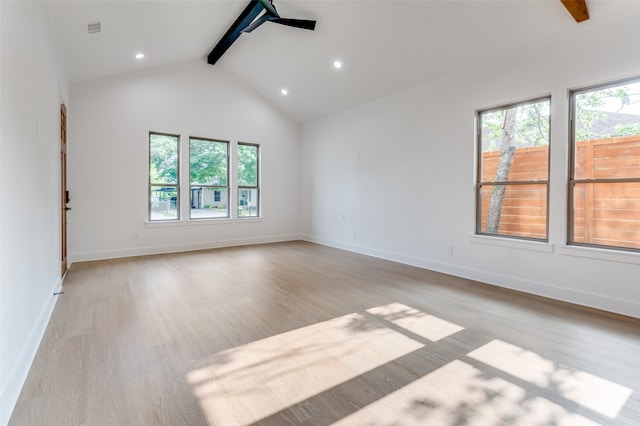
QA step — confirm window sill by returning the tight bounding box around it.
[187,218,234,226]
[145,220,184,228]
[469,234,553,253]
[235,217,262,223]
[557,244,640,265]
[146,217,263,228]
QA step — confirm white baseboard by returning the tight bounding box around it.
[69,234,302,264]
[1,277,62,426]
[301,234,640,319]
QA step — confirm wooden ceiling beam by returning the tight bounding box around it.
[561,0,589,23]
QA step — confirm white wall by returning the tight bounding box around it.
[301,12,640,319]
[68,60,301,262]
[0,1,69,423]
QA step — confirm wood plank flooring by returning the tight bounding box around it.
[9,241,640,425]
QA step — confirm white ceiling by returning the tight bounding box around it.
[47,0,640,123]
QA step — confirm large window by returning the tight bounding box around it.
[569,77,640,251]
[237,143,260,218]
[149,132,180,221]
[189,137,229,219]
[476,97,551,240]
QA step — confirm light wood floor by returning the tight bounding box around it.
[9,241,640,425]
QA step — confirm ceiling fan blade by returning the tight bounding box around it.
[208,0,317,67]
[242,13,271,33]
[257,0,279,18]
[272,18,316,31]
[207,0,265,66]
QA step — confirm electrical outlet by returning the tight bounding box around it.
[446,245,453,255]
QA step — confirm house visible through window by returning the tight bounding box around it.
[189,137,229,219]
[149,132,180,221]
[476,97,551,240]
[569,77,640,251]
[237,143,260,218]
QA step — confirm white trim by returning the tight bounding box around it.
[233,217,263,224]
[302,235,640,319]
[1,277,62,426]
[186,218,234,227]
[69,234,302,263]
[146,217,263,228]
[145,220,185,228]
[557,244,640,265]
[469,234,553,253]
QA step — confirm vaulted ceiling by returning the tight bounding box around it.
[48,0,640,123]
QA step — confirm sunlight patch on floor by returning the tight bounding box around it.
[332,359,601,426]
[186,312,424,425]
[468,339,633,418]
[367,302,465,341]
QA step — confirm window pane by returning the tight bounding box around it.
[150,186,178,221]
[481,144,549,183]
[150,134,178,184]
[190,187,228,219]
[190,139,228,186]
[574,137,640,180]
[573,81,640,180]
[238,144,258,187]
[572,182,640,250]
[574,82,640,142]
[480,99,550,182]
[238,188,259,218]
[478,184,547,239]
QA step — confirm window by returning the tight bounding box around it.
[149,132,180,221]
[569,77,640,251]
[189,137,229,219]
[476,97,551,240]
[237,143,259,218]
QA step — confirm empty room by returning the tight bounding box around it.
[2,0,640,425]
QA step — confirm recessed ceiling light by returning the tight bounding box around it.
[281,88,288,95]
[333,60,343,69]
[135,53,145,59]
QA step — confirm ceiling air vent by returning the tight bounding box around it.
[86,22,102,35]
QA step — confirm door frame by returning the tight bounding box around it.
[61,103,67,276]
